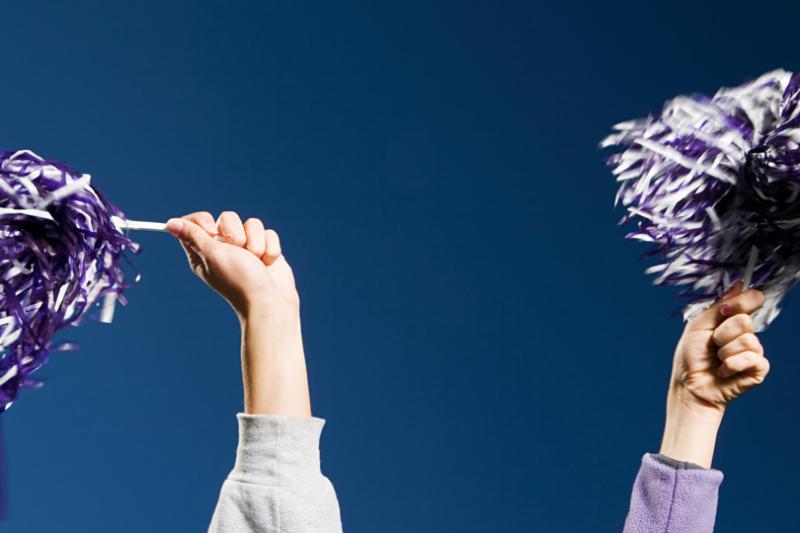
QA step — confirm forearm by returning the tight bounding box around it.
[239,305,311,417]
[622,387,725,532]
[659,386,723,469]
[168,213,340,530]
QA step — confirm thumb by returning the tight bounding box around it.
[167,218,217,256]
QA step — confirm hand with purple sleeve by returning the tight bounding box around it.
[166,212,343,533]
[623,282,770,533]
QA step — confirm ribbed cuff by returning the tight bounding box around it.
[229,414,326,485]
[650,453,705,471]
[643,453,723,484]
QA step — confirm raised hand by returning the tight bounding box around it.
[660,282,770,468]
[166,211,310,416]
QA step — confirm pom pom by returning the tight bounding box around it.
[0,149,139,412]
[602,69,800,330]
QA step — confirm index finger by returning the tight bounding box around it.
[181,211,218,236]
[686,284,765,331]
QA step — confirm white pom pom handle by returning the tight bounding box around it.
[0,207,167,232]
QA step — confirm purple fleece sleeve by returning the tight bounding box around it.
[622,453,723,533]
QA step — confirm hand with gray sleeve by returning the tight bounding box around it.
[166,211,343,533]
[624,282,770,533]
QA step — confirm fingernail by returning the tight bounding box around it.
[166,218,184,235]
[720,304,732,317]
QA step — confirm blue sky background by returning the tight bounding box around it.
[2,1,800,531]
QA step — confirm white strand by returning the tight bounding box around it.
[742,246,759,289]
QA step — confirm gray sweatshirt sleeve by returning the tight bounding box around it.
[208,414,343,533]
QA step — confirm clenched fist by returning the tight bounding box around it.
[166,211,299,319]
[671,281,770,412]
[660,281,770,468]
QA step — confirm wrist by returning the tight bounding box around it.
[237,299,301,327]
[238,307,304,357]
[659,385,724,469]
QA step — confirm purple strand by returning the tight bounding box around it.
[602,69,800,330]
[0,150,139,412]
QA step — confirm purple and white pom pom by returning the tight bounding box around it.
[0,149,141,412]
[602,69,800,330]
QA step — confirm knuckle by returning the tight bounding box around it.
[739,352,761,372]
[731,354,747,369]
[734,313,754,331]
[265,231,281,251]
[183,223,199,237]
[750,289,766,307]
[244,217,263,228]
[191,212,217,232]
[719,361,735,376]
[723,357,741,372]
[206,247,224,263]
[740,333,760,351]
[245,238,263,252]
